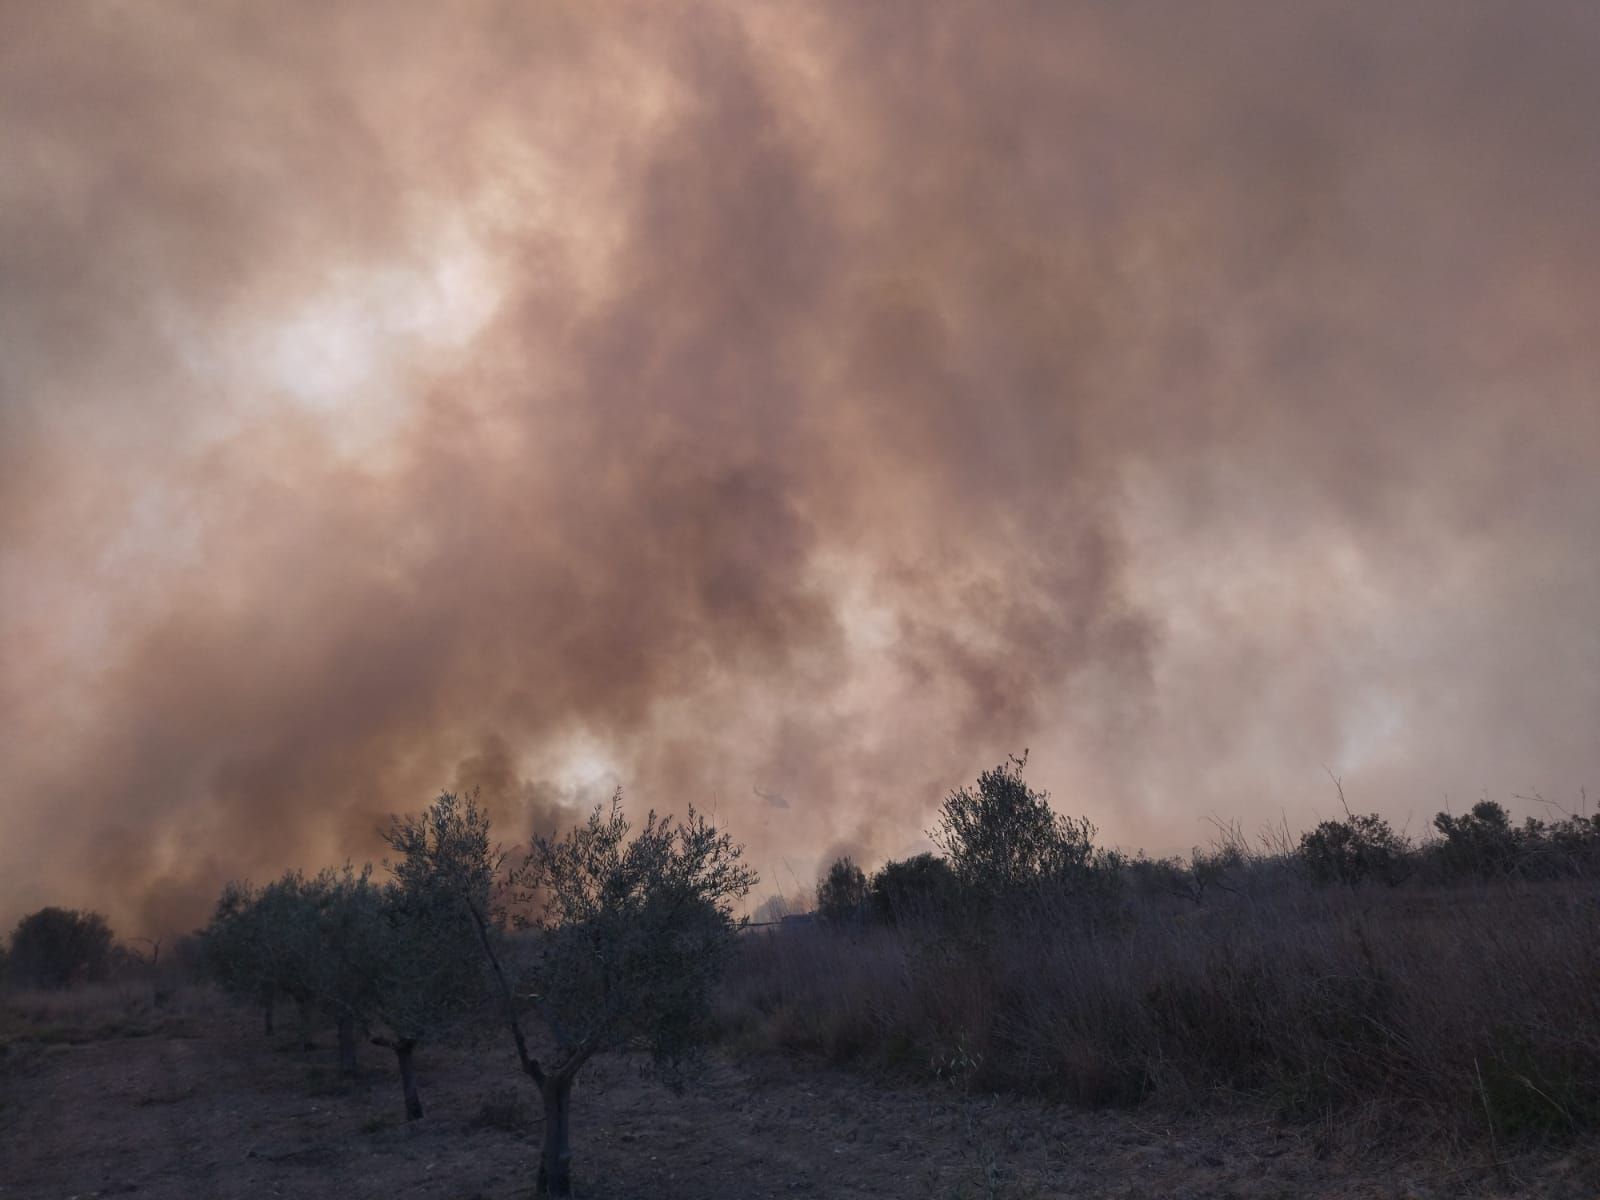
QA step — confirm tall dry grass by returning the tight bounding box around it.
[720,880,1600,1143]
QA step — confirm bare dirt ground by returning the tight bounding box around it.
[2,987,1596,1199]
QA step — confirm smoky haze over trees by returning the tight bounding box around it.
[2,1,1599,935]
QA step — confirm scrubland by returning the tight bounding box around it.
[3,877,1598,1196]
[4,969,1596,1199]
[4,772,1600,1197]
[723,880,1600,1148]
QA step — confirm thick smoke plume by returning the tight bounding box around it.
[3,1,1597,935]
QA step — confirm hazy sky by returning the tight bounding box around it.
[3,1,1597,936]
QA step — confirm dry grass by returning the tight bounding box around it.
[5,961,1599,1195]
[721,879,1600,1147]
[9,985,1586,1198]
[0,978,227,1046]
[4,870,1597,1194]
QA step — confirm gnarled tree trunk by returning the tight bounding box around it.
[394,1038,422,1120]
[260,985,275,1037]
[537,1076,574,1196]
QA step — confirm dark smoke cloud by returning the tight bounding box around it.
[3,1,1597,935]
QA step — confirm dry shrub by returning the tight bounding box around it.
[723,881,1600,1143]
[720,924,911,1063]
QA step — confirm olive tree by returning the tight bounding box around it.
[202,881,278,1034]
[931,753,1104,901]
[204,856,484,1119]
[257,874,330,1046]
[388,789,756,1196]
[203,876,327,1043]
[204,870,365,1062]
[306,866,387,1078]
[373,800,495,1119]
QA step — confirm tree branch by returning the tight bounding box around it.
[466,896,544,1086]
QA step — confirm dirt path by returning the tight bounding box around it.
[3,1013,1596,1199]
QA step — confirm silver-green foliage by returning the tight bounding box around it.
[508,791,760,1080]
[930,752,1109,900]
[203,872,324,1009]
[373,801,492,1045]
[204,858,483,1039]
[386,788,757,1195]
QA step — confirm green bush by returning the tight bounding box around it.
[1298,812,1412,887]
[1536,813,1600,877]
[1432,800,1522,881]
[869,853,960,924]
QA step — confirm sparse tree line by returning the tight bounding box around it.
[0,793,755,1194]
[812,757,1600,928]
[200,791,754,1197]
[1298,796,1600,887]
[8,758,1599,1163]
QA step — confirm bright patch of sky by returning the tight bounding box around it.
[543,734,623,797]
[174,219,502,459]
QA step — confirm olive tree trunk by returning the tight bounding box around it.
[394,1039,422,1120]
[537,1076,574,1196]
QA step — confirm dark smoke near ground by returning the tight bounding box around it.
[2,1,1597,937]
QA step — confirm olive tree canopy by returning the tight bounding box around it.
[386,789,756,1196]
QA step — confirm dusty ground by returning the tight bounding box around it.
[2,986,1596,1199]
